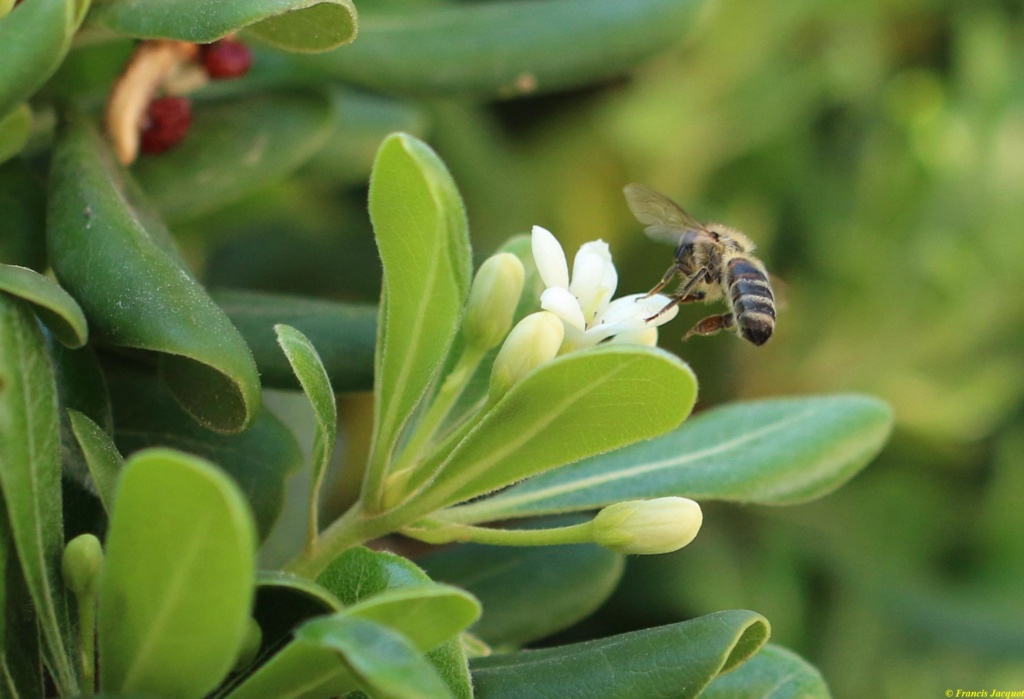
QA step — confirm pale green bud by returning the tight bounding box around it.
[490,311,564,398]
[62,533,104,598]
[463,253,525,351]
[592,497,703,555]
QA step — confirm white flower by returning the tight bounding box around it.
[531,226,678,353]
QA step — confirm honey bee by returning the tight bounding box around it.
[624,183,776,346]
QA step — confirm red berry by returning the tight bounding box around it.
[202,39,253,80]
[139,96,192,155]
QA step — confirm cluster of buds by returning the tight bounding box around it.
[105,37,254,164]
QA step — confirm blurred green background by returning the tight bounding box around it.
[195,1,1024,696]
[8,0,1024,695]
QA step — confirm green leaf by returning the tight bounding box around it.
[89,0,357,52]
[420,528,625,648]
[316,546,424,603]
[47,113,261,434]
[48,339,113,492]
[316,547,473,699]
[67,409,123,513]
[227,616,456,699]
[415,345,697,512]
[470,610,770,699]
[445,394,893,524]
[700,644,829,699]
[134,92,336,223]
[0,0,90,119]
[301,616,453,699]
[298,0,700,97]
[98,448,256,698]
[106,363,301,541]
[0,264,87,348]
[215,290,376,392]
[276,324,336,546]
[0,104,31,165]
[363,133,471,509]
[0,498,44,698]
[338,586,481,654]
[253,571,342,658]
[0,160,46,271]
[0,294,78,695]
[228,584,475,699]
[245,0,358,53]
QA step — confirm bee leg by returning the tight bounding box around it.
[644,264,683,297]
[643,268,709,322]
[683,313,735,340]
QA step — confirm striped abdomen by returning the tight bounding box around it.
[726,257,775,345]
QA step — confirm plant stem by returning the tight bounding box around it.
[304,433,330,555]
[401,518,596,547]
[365,345,486,513]
[285,503,392,578]
[395,346,486,474]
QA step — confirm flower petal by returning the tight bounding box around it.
[599,293,679,328]
[607,327,660,347]
[569,240,617,323]
[540,287,586,331]
[531,225,570,289]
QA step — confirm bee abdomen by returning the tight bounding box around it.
[727,258,775,346]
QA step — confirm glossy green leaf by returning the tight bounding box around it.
[67,409,122,513]
[47,114,261,434]
[415,345,696,512]
[0,264,87,348]
[700,644,829,699]
[299,0,699,97]
[216,290,376,392]
[363,133,471,509]
[301,616,453,699]
[420,531,624,648]
[0,104,31,165]
[134,92,335,223]
[0,0,90,119]
[0,160,46,271]
[229,582,475,699]
[0,498,44,698]
[0,294,78,695]
[253,571,342,657]
[339,586,481,654]
[89,0,357,52]
[228,616,453,699]
[303,87,429,184]
[317,547,473,699]
[98,448,256,697]
[106,363,301,541]
[445,394,893,524]
[223,633,361,699]
[471,610,770,699]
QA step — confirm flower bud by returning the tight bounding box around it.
[490,311,564,398]
[62,533,104,598]
[592,497,702,555]
[463,253,525,352]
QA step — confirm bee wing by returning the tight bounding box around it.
[623,183,711,246]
